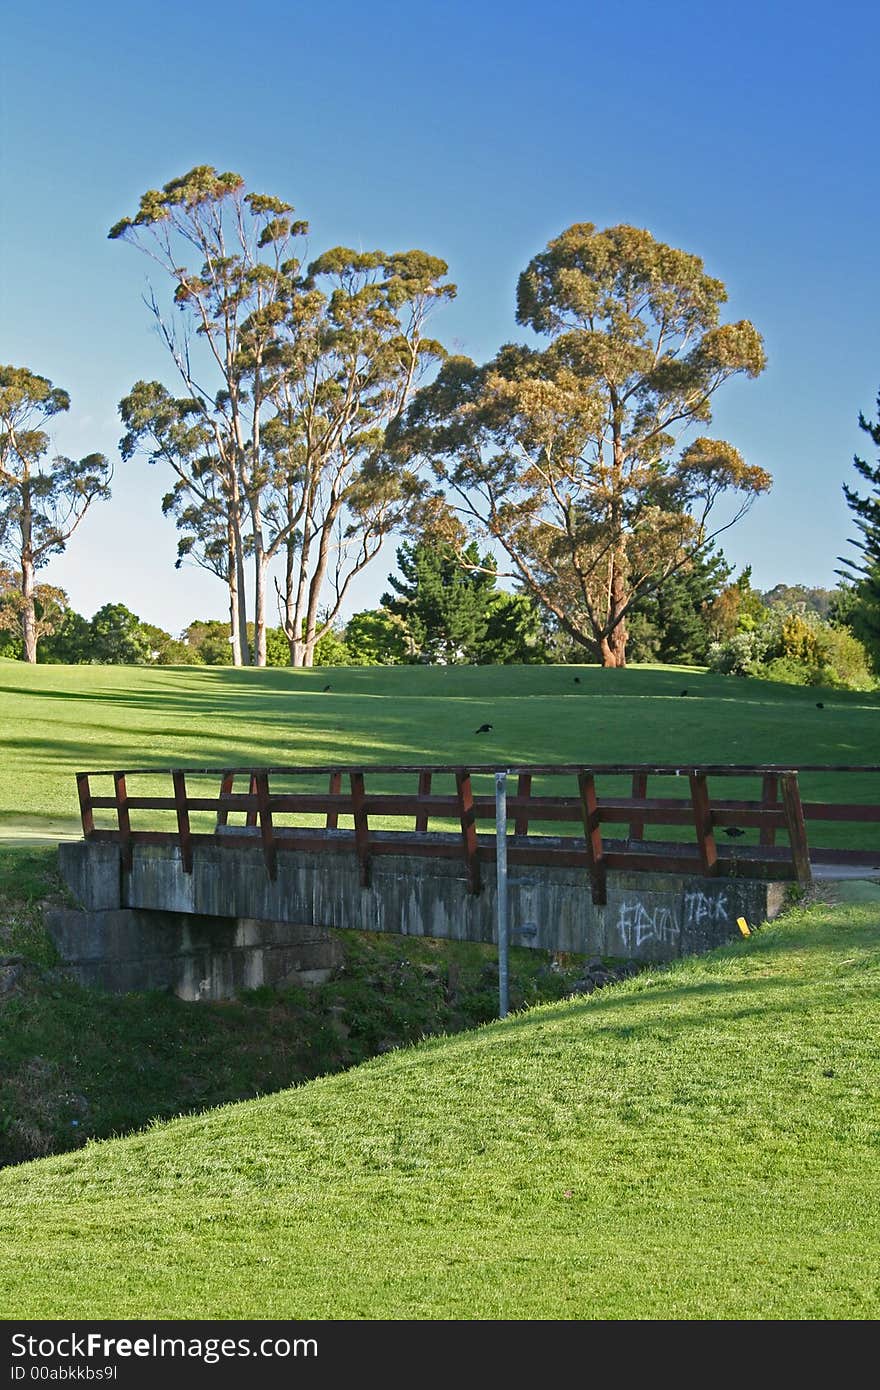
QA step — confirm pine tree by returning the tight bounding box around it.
[383,540,497,663]
[626,547,732,664]
[837,389,880,667]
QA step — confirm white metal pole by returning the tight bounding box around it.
[495,769,509,1019]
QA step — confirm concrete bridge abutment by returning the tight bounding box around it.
[47,839,788,1001]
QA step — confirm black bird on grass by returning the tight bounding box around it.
[680,689,689,697]
[723,826,746,838]
[323,684,332,692]
[574,676,581,684]
[816,701,824,709]
[474,723,494,734]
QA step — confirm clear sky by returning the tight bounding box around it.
[1,0,878,633]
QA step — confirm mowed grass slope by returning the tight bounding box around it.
[0,660,877,842]
[1,893,879,1319]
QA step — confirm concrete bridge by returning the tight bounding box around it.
[50,836,789,999]
[47,762,879,1000]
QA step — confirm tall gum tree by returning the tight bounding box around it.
[111,167,454,667]
[0,367,111,662]
[266,247,454,666]
[391,223,770,666]
[110,167,304,665]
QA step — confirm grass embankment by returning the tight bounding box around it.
[0,847,596,1167]
[0,661,877,846]
[0,889,878,1319]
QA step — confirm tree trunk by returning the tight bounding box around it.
[598,631,627,667]
[303,523,335,668]
[250,374,267,668]
[599,548,629,668]
[286,515,313,668]
[227,525,243,667]
[253,524,267,668]
[229,473,250,665]
[20,554,37,664]
[20,478,37,664]
[283,535,302,666]
[602,429,629,669]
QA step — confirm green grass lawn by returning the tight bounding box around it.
[0,659,877,848]
[1,888,878,1319]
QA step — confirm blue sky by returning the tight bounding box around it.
[1,0,878,632]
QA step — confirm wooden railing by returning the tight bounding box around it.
[75,763,880,905]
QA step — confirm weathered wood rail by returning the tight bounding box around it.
[75,764,880,906]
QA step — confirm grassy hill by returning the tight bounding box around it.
[1,887,878,1320]
[0,661,878,1317]
[0,660,877,844]
[0,846,598,1167]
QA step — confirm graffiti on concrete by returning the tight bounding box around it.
[616,900,679,951]
[683,890,729,927]
[616,889,731,950]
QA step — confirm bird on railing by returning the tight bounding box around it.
[723,826,746,838]
[474,723,494,734]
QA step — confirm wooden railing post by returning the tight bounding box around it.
[216,771,234,828]
[326,771,342,829]
[629,771,647,842]
[689,772,718,875]
[114,772,132,873]
[415,770,432,832]
[577,770,606,905]
[781,772,812,885]
[515,773,532,836]
[350,771,371,887]
[455,768,481,895]
[76,773,94,838]
[246,773,259,828]
[760,773,778,847]
[254,771,277,880]
[172,770,193,874]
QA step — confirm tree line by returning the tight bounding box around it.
[1,164,878,674]
[3,534,871,690]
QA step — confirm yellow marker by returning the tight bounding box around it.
[737,917,751,937]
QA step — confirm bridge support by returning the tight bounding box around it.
[45,907,341,1001]
[50,839,789,999]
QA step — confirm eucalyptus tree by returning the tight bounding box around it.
[111,166,454,666]
[267,247,454,665]
[110,167,304,664]
[0,367,111,662]
[392,223,770,666]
